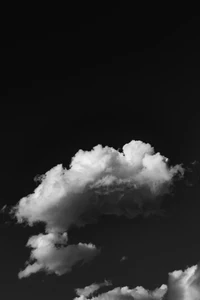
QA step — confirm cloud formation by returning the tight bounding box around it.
[75,280,112,298]
[11,140,183,278]
[120,256,128,262]
[74,264,200,300]
[166,264,200,300]
[74,284,167,300]
[18,232,99,278]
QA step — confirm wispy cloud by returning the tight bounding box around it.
[75,280,112,298]
[10,140,183,278]
[120,256,128,262]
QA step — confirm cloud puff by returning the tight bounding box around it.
[75,280,112,298]
[12,140,183,232]
[18,232,99,278]
[74,264,200,300]
[120,256,128,262]
[10,140,183,277]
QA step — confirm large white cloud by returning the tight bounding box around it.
[12,140,183,232]
[10,140,183,278]
[74,264,200,300]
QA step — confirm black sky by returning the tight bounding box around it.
[1,5,200,300]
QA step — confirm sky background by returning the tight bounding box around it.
[1,5,200,300]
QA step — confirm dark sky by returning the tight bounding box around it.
[1,5,200,300]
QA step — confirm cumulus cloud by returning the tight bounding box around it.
[75,280,112,297]
[18,232,99,278]
[10,140,184,278]
[166,264,200,300]
[74,284,167,300]
[12,140,183,231]
[74,264,200,300]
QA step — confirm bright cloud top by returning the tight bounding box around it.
[11,140,184,278]
[167,264,200,300]
[74,264,200,300]
[12,140,183,232]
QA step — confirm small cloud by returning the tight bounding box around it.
[18,232,99,278]
[0,205,7,213]
[184,160,200,187]
[0,205,13,227]
[120,256,128,262]
[75,280,112,298]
